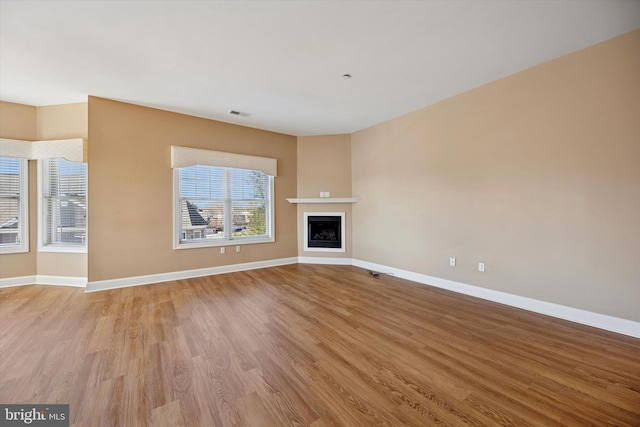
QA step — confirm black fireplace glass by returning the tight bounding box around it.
[307,216,341,248]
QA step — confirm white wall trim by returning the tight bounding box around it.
[0,275,87,288]
[86,257,298,292]
[287,198,360,204]
[351,259,640,339]
[36,275,87,287]
[0,275,37,288]
[298,256,353,265]
[4,256,637,338]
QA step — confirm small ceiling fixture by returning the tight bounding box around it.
[229,110,251,117]
[342,74,352,79]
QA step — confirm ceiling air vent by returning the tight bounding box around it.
[229,110,251,117]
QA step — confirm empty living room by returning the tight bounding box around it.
[1,1,639,426]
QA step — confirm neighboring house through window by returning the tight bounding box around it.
[171,146,276,249]
[40,158,87,251]
[0,157,28,254]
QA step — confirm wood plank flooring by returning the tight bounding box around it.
[1,264,639,426]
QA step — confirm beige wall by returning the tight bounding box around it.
[351,30,640,321]
[87,97,297,283]
[0,102,37,278]
[1,101,37,141]
[0,102,89,279]
[297,135,352,198]
[36,103,88,141]
[37,103,89,278]
[296,135,353,258]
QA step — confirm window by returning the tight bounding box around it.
[0,157,28,254]
[40,158,87,251]
[174,165,273,248]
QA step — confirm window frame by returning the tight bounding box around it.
[173,165,275,250]
[38,158,88,254]
[0,157,29,254]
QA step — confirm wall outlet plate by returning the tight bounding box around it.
[449,257,456,266]
[478,262,485,272]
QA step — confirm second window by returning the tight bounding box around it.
[175,165,273,248]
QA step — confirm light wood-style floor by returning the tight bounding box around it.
[1,264,639,426]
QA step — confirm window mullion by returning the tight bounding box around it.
[224,168,232,239]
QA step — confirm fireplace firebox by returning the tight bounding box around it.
[308,216,341,248]
[303,212,345,252]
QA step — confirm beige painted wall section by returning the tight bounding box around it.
[87,97,297,283]
[36,103,88,141]
[351,30,640,321]
[36,103,89,278]
[296,135,353,258]
[0,101,37,141]
[0,102,37,278]
[297,135,352,198]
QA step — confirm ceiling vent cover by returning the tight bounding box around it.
[229,110,251,117]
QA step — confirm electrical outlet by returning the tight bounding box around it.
[478,262,485,272]
[236,245,240,252]
[449,257,456,267]
[220,247,225,254]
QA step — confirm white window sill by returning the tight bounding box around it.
[174,236,274,250]
[39,245,87,254]
[286,198,359,204]
[0,245,29,255]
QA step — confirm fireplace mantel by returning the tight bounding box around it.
[287,198,360,204]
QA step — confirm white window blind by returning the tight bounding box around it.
[175,164,273,247]
[42,158,87,247]
[0,157,28,253]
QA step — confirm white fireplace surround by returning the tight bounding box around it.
[303,212,346,253]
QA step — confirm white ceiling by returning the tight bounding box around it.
[1,1,639,136]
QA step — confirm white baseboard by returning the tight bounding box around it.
[351,259,640,339]
[36,275,87,287]
[0,275,37,288]
[298,256,353,265]
[86,257,299,292]
[0,275,87,288]
[4,256,637,338]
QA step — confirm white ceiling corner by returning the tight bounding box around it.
[1,0,639,136]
